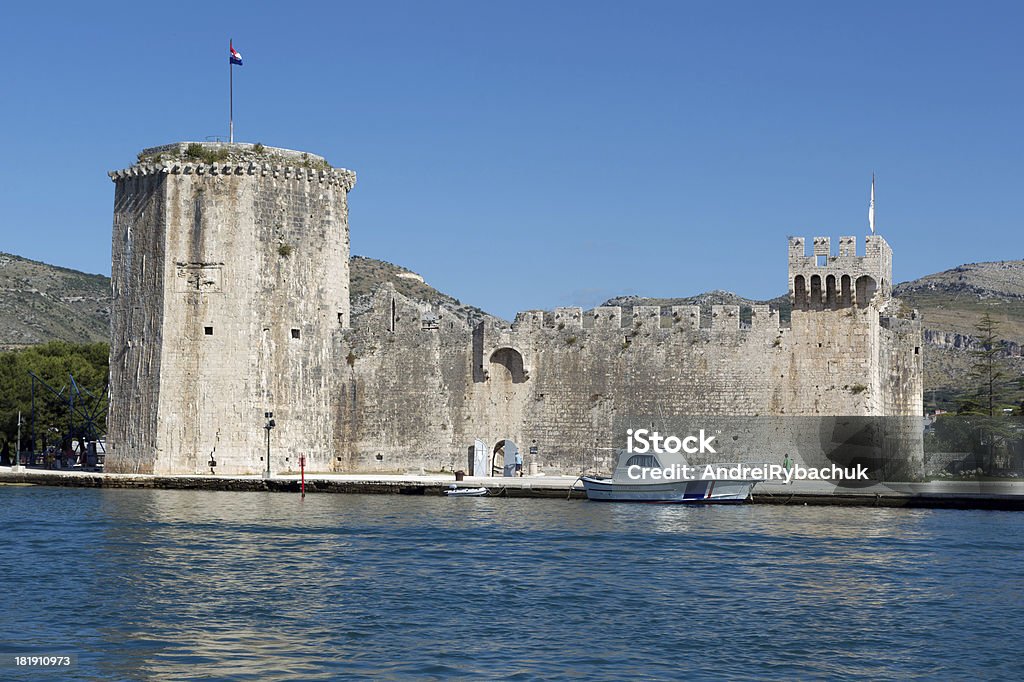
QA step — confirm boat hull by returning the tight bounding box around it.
[581,477,756,503]
[445,487,489,497]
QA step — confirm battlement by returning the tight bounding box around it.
[502,303,787,336]
[788,234,892,310]
[109,142,357,190]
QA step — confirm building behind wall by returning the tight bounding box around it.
[106,143,923,477]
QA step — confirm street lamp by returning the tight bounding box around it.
[12,411,24,472]
[264,411,276,478]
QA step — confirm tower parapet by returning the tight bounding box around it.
[788,235,892,311]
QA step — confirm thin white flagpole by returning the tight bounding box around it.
[868,172,876,234]
[229,39,234,143]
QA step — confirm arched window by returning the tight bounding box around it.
[840,275,852,307]
[825,274,837,308]
[794,275,807,309]
[489,347,528,383]
[810,275,823,310]
[855,275,877,308]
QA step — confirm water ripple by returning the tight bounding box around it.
[0,488,1021,680]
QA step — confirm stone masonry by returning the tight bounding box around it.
[107,143,354,474]
[107,143,923,476]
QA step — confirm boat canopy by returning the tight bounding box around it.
[611,449,690,483]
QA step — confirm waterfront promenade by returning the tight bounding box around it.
[2,466,1022,509]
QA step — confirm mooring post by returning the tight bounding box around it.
[300,455,306,497]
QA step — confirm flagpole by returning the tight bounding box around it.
[229,39,234,143]
[868,172,876,234]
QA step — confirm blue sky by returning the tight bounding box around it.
[1,1,1020,319]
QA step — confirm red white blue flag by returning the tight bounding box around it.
[230,41,243,66]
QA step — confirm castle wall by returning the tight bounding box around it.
[107,146,355,474]
[340,236,924,476]
[107,173,168,473]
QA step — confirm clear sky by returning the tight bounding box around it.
[1,1,1020,319]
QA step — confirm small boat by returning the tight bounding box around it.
[580,451,762,503]
[444,486,489,497]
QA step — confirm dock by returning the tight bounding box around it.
[2,467,1023,510]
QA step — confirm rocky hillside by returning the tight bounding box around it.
[349,256,499,326]
[893,261,1024,340]
[895,261,1024,408]
[0,253,111,349]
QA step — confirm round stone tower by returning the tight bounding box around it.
[107,142,356,474]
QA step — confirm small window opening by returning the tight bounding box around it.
[914,347,920,355]
[291,328,301,339]
[204,326,214,336]
[816,255,827,267]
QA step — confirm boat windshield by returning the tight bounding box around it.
[625,454,659,469]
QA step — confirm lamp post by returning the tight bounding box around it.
[263,411,275,478]
[12,411,24,472]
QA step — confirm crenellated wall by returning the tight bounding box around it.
[340,238,923,476]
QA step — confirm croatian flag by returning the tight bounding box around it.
[230,41,243,66]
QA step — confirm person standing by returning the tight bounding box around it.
[515,450,524,477]
[783,453,793,484]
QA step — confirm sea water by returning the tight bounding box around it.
[0,487,1021,680]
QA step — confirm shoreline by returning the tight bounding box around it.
[3,467,1024,510]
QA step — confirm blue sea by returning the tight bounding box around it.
[0,486,1021,680]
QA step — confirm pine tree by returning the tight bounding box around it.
[958,313,1018,472]
[967,314,1014,415]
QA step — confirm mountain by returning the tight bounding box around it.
[893,261,1024,341]
[349,256,499,326]
[895,261,1024,408]
[0,253,111,350]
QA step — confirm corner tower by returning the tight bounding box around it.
[107,142,356,474]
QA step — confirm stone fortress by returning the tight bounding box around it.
[107,143,923,477]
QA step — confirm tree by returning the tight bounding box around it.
[0,342,109,454]
[957,314,1021,472]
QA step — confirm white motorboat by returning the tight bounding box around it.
[444,486,489,497]
[580,451,762,503]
